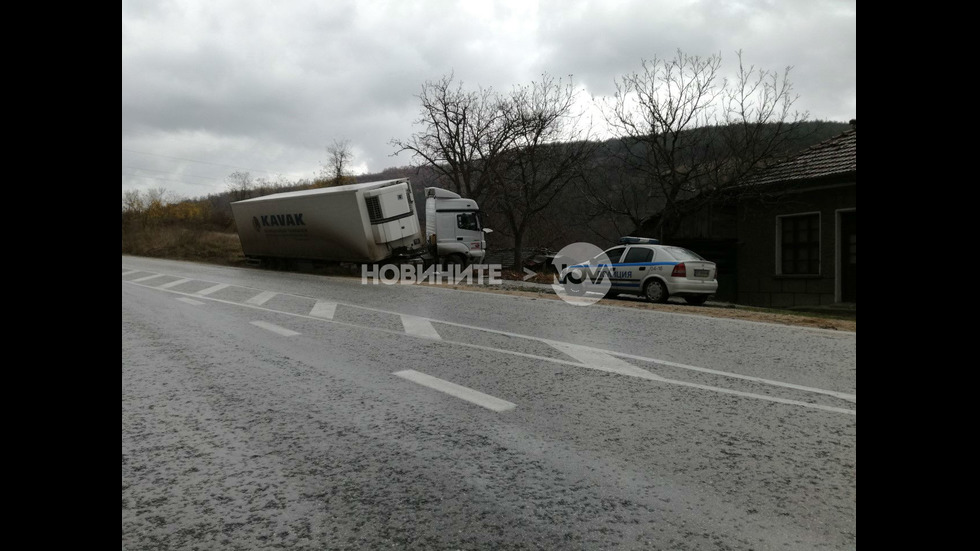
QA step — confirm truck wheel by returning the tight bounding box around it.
[444,254,467,269]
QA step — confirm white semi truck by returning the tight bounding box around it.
[230,178,487,266]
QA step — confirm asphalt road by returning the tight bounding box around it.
[122,255,856,550]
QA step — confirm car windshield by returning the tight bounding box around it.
[666,247,705,261]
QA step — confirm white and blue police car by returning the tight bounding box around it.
[558,237,719,305]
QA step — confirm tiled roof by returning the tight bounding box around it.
[745,129,856,186]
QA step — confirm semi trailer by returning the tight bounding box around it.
[230,178,487,266]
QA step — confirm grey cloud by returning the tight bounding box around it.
[122,0,855,199]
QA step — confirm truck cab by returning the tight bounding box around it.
[424,188,486,265]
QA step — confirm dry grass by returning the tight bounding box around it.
[122,227,246,265]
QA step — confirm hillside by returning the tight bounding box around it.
[122,120,853,263]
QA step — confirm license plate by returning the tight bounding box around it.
[694,269,709,277]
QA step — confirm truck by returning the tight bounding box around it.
[229,178,488,267]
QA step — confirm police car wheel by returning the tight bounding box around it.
[643,280,668,303]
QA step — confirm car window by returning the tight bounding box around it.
[623,247,654,264]
[665,247,705,261]
[600,247,626,264]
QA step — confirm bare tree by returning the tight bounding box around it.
[122,189,144,214]
[320,139,355,187]
[488,74,598,268]
[226,171,254,201]
[122,189,146,229]
[596,49,807,240]
[390,73,512,202]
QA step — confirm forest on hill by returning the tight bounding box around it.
[122,119,850,266]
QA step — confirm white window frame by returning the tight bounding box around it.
[835,208,856,302]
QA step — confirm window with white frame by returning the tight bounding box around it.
[777,213,820,275]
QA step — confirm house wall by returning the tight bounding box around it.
[636,202,740,302]
[672,202,739,239]
[735,182,856,307]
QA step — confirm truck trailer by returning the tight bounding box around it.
[230,178,487,266]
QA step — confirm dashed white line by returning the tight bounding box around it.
[250,321,300,337]
[394,370,516,412]
[196,283,230,296]
[309,300,338,319]
[245,291,278,305]
[131,274,166,283]
[124,269,855,414]
[159,278,192,289]
[176,297,205,306]
[400,315,442,340]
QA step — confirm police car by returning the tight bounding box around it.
[559,237,718,305]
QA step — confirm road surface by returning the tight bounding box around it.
[122,256,856,549]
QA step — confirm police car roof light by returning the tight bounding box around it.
[619,236,660,245]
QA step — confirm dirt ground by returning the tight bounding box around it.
[446,283,856,332]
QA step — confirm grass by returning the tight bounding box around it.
[122,227,246,265]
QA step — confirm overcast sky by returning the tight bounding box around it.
[122,0,856,200]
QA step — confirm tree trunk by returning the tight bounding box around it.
[512,231,524,271]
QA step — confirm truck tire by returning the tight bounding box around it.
[444,254,467,269]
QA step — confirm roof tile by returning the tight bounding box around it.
[746,129,856,186]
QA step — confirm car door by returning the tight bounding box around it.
[595,246,626,284]
[613,246,654,291]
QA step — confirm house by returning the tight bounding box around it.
[635,123,856,307]
[736,124,856,307]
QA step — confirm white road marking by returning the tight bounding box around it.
[245,291,278,305]
[309,300,337,320]
[195,283,229,296]
[124,270,856,414]
[400,315,442,340]
[612,351,857,403]
[250,321,300,337]
[394,370,516,412]
[131,274,166,283]
[404,338,855,416]
[176,297,205,306]
[122,270,139,276]
[294,296,856,402]
[547,341,661,380]
[159,278,192,289]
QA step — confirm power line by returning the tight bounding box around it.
[121,148,290,176]
[122,165,227,183]
[120,171,218,188]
